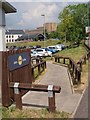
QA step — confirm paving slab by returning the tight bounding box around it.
[22,61,81,114]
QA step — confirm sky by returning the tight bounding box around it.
[5,0,89,30]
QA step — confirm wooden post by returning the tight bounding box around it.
[58,57,60,63]
[63,58,65,64]
[48,85,56,112]
[79,62,82,71]
[44,61,46,68]
[36,59,39,64]
[2,52,11,107]
[14,83,22,109]
[77,69,81,83]
[83,57,86,64]
[38,64,40,75]
[55,57,57,62]
[31,68,34,81]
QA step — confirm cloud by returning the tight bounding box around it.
[6,1,88,30]
[9,2,68,29]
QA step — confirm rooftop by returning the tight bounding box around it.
[6,29,25,34]
[0,0,17,13]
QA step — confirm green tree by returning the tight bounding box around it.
[57,3,88,43]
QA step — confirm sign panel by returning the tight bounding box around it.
[8,52,30,71]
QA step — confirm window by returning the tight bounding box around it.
[9,39,11,42]
[7,40,8,43]
[6,35,8,38]
[12,35,14,38]
[9,35,11,38]
[12,39,14,42]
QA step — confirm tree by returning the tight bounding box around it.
[57,3,88,43]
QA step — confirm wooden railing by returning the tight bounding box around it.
[77,52,90,71]
[31,58,46,81]
[55,56,81,84]
[55,50,90,84]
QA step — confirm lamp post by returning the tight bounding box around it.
[41,14,45,47]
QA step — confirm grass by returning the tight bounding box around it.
[55,45,87,63]
[2,107,70,118]
[7,39,70,48]
[7,39,60,47]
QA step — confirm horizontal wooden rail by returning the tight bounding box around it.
[9,82,61,93]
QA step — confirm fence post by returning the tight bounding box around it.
[83,56,86,64]
[58,57,60,63]
[38,64,40,75]
[31,67,34,82]
[55,57,57,62]
[48,85,56,112]
[63,58,65,64]
[77,68,81,83]
[2,52,11,107]
[79,62,82,71]
[14,83,22,109]
[36,58,39,64]
[44,61,46,68]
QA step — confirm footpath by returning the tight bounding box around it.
[22,61,81,114]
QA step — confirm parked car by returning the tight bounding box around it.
[47,46,58,53]
[31,49,44,57]
[35,48,52,57]
[42,48,52,57]
[56,44,65,51]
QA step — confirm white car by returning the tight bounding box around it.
[47,46,58,52]
[31,49,43,57]
[56,44,65,51]
[35,48,52,57]
[42,48,52,57]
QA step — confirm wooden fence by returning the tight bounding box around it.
[55,50,90,84]
[55,56,81,84]
[31,58,46,81]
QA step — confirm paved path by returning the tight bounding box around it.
[22,61,81,114]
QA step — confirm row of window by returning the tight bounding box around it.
[6,39,14,43]
[6,35,20,38]
[6,35,14,38]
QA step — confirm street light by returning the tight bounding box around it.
[41,14,45,47]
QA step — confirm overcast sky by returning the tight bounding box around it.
[6,0,89,30]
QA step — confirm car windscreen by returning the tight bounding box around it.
[36,50,43,52]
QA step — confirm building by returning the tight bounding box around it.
[25,23,57,36]
[5,29,25,43]
[44,23,57,33]
[0,0,16,50]
[16,33,44,42]
[25,27,43,35]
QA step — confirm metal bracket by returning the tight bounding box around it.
[48,85,53,97]
[14,82,19,94]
